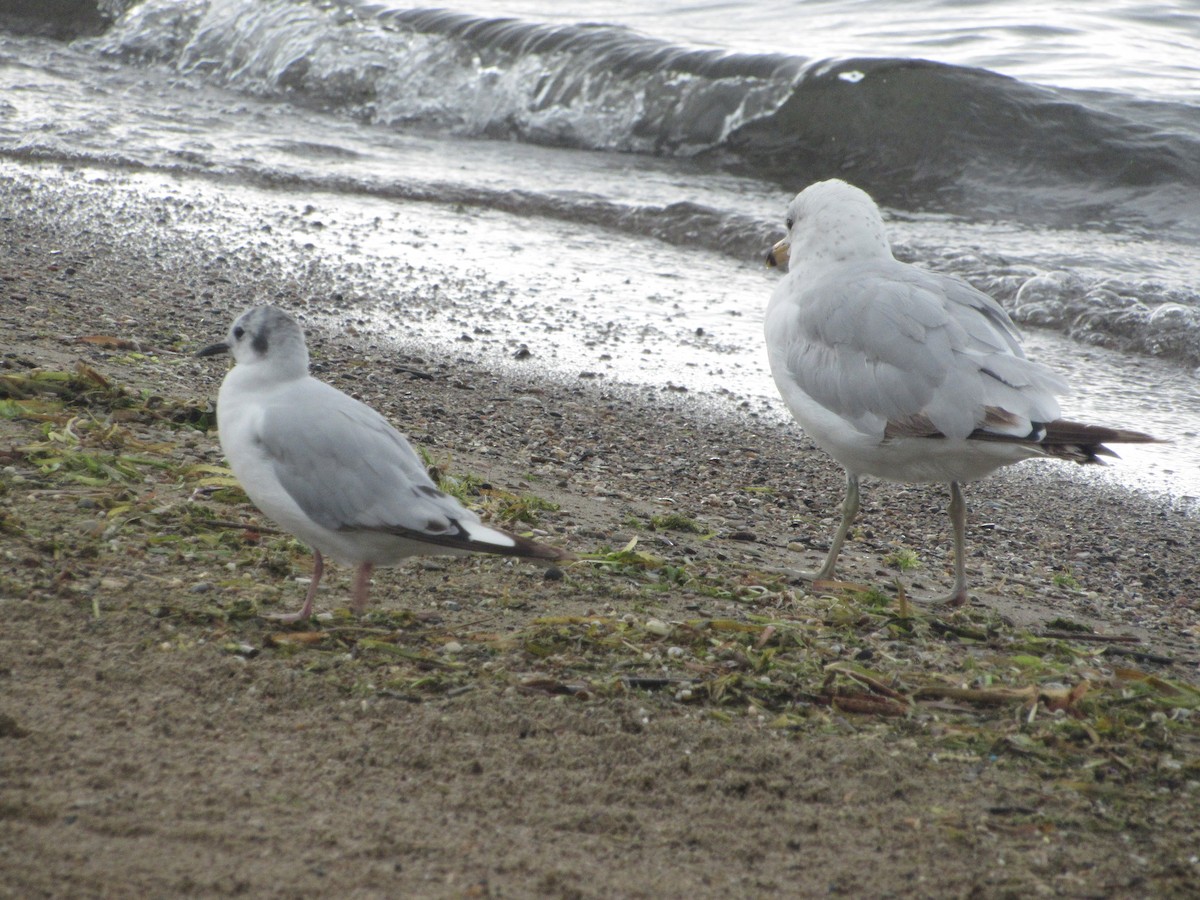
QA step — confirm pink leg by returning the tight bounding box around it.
[351,562,374,615]
[265,549,324,623]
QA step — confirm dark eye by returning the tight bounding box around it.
[233,326,245,339]
[786,217,794,230]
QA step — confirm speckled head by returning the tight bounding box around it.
[197,306,310,379]
[768,179,894,270]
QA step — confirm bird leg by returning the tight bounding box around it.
[351,561,375,615]
[935,481,969,607]
[797,472,860,582]
[264,548,324,623]
[795,475,970,607]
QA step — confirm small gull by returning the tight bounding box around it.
[764,179,1159,605]
[198,306,570,621]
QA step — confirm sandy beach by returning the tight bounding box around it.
[2,170,1199,897]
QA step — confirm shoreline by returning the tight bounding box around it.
[5,158,1197,505]
[3,166,1199,896]
[4,166,1196,650]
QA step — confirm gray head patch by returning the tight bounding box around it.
[251,331,269,355]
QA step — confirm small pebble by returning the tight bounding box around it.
[189,582,212,594]
[443,641,464,654]
[544,566,564,582]
[645,618,671,636]
[0,713,29,739]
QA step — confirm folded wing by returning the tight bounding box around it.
[256,380,566,559]
[770,259,1067,442]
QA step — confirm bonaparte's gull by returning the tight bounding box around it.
[764,179,1158,605]
[198,306,570,621]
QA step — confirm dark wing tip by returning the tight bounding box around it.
[507,532,576,562]
[355,520,574,561]
[453,518,574,561]
[1041,419,1165,465]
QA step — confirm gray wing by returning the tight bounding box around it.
[258,379,488,539]
[772,259,1066,440]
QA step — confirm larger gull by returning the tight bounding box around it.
[764,179,1158,605]
[198,306,570,621]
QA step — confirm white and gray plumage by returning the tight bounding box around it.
[198,306,570,621]
[764,179,1158,605]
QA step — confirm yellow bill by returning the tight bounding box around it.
[766,237,789,268]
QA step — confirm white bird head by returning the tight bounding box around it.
[766,179,893,270]
[197,305,310,381]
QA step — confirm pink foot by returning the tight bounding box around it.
[263,549,323,622]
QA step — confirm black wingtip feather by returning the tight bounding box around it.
[351,520,574,562]
[1040,419,1164,466]
[505,532,577,562]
